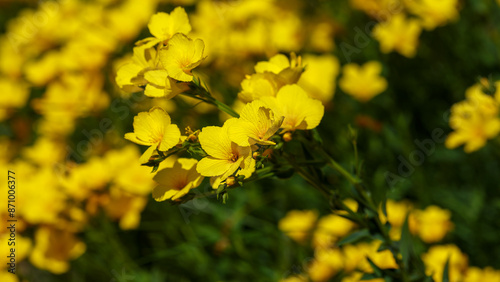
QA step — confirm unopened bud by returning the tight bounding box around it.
[252,152,260,159]
[226,176,236,186]
[283,132,293,142]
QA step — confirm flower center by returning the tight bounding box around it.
[230,153,238,162]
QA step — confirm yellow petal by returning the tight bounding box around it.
[148,8,191,41]
[158,123,181,151]
[144,84,166,98]
[144,70,168,87]
[139,145,157,164]
[198,125,232,159]
[196,157,234,177]
[116,63,143,88]
[124,133,152,146]
[275,84,324,130]
[152,186,178,201]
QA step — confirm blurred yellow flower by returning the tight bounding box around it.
[313,214,357,249]
[0,271,18,282]
[104,187,148,230]
[339,61,387,102]
[308,258,338,282]
[228,100,283,146]
[446,82,500,152]
[298,54,340,103]
[197,119,255,188]
[464,267,500,282]
[159,33,206,82]
[405,0,460,30]
[153,158,204,201]
[0,233,31,268]
[261,84,324,132]
[125,107,181,163]
[279,210,318,243]
[19,167,67,225]
[146,7,191,45]
[412,205,453,243]
[22,137,65,166]
[0,78,29,121]
[373,14,422,58]
[422,245,468,282]
[30,226,86,274]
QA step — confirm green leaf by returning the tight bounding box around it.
[400,214,412,271]
[337,229,370,246]
[442,257,450,282]
[311,128,323,145]
[151,164,160,173]
[361,273,380,280]
[366,257,383,277]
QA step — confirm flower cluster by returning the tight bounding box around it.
[350,0,460,58]
[446,79,500,153]
[279,200,500,282]
[0,0,161,277]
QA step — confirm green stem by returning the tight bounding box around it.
[320,148,362,185]
[213,99,240,118]
[183,81,240,118]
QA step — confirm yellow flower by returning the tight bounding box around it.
[116,45,190,98]
[308,258,338,282]
[153,158,204,201]
[464,267,500,282]
[313,214,357,249]
[228,100,283,146]
[22,137,65,166]
[422,245,468,282]
[373,14,422,58]
[19,167,66,225]
[254,53,304,85]
[106,146,157,196]
[278,210,318,243]
[196,119,256,188]
[143,69,190,98]
[125,107,181,163]
[379,200,413,240]
[339,61,388,102]
[405,0,460,30]
[261,84,324,132]
[0,78,29,121]
[349,0,400,16]
[412,205,453,243]
[116,45,157,92]
[104,187,147,230]
[446,82,500,152]
[159,33,206,82]
[30,226,86,274]
[0,270,19,282]
[148,8,191,43]
[0,233,31,268]
[238,72,282,103]
[298,54,340,103]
